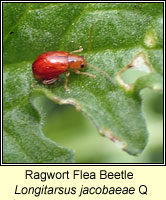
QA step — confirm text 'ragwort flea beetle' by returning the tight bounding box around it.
[32,25,114,91]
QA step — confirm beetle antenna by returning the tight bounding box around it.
[85,23,94,60]
[87,63,115,85]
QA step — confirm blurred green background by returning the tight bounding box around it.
[35,71,163,163]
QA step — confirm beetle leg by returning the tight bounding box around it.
[74,70,96,78]
[31,81,37,88]
[65,71,70,91]
[70,46,83,54]
[42,77,58,85]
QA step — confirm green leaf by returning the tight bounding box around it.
[3,3,163,162]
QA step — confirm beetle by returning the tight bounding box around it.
[32,25,114,91]
[32,47,95,91]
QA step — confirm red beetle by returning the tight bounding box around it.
[32,25,114,91]
[32,47,95,91]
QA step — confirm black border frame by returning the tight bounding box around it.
[1,0,165,166]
